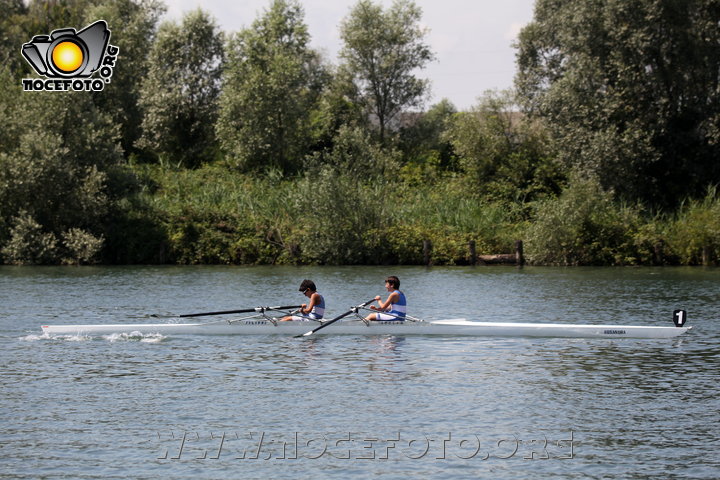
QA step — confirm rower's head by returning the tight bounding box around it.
[299,279,317,294]
[385,276,400,289]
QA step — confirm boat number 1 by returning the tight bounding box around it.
[673,309,687,327]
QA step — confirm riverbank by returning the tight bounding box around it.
[98,164,719,267]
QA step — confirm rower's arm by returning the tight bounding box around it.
[377,291,399,311]
[302,293,320,314]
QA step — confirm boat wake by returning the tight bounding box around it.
[21,331,167,343]
[103,331,167,343]
[21,332,91,342]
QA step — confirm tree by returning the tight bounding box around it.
[397,98,457,167]
[295,126,398,264]
[0,67,124,264]
[443,90,563,203]
[136,9,223,167]
[87,0,166,155]
[306,65,368,154]
[0,0,28,75]
[339,0,434,143]
[524,172,641,265]
[216,0,326,173]
[3,0,164,153]
[2,0,95,78]
[515,0,720,207]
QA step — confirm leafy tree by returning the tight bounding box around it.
[397,98,457,167]
[3,0,164,153]
[87,0,166,155]
[0,86,123,264]
[515,0,720,207]
[524,172,643,265]
[443,90,563,203]
[0,0,29,75]
[217,0,326,173]
[136,8,224,167]
[0,66,22,160]
[306,124,401,180]
[295,127,396,264]
[339,0,435,143]
[307,65,367,154]
[2,0,97,78]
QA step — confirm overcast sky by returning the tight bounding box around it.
[161,0,536,111]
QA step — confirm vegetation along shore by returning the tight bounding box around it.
[1,0,718,266]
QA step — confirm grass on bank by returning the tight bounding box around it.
[113,164,719,266]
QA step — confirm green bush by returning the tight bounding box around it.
[61,228,104,265]
[103,203,169,264]
[667,187,720,265]
[397,181,522,254]
[1,213,59,265]
[293,166,389,264]
[524,174,644,265]
[630,219,671,265]
[98,160,720,267]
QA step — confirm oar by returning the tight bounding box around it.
[354,306,421,323]
[160,305,302,318]
[295,299,375,338]
[180,305,302,318]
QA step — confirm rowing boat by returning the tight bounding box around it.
[40,318,691,338]
[40,304,692,339]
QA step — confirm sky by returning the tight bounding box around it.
[161,0,537,111]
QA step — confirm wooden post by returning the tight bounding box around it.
[702,246,711,266]
[423,239,432,266]
[653,241,664,266]
[515,240,525,267]
[468,240,477,266]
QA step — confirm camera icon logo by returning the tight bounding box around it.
[22,20,111,78]
[21,20,119,91]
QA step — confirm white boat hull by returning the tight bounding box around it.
[40,319,692,339]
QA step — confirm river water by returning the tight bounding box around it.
[1,265,718,479]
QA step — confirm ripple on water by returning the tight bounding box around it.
[2,266,718,479]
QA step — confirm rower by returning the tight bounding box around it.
[280,279,325,322]
[365,276,406,322]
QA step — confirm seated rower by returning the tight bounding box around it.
[281,279,325,322]
[365,276,406,322]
